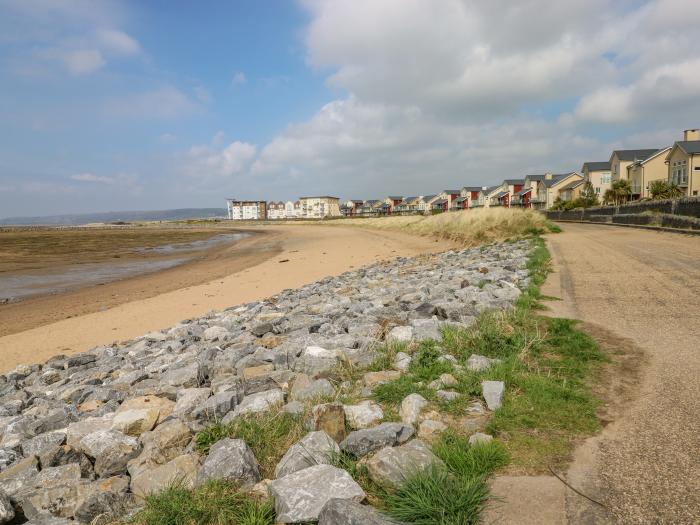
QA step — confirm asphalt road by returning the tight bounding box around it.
[544,223,700,524]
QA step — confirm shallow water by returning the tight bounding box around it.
[0,232,251,302]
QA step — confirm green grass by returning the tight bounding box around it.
[382,433,507,524]
[132,480,274,525]
[372,374,436,405]
[195,411,306,479]
[408,342,453,381]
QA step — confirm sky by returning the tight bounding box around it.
[1,0,699,217]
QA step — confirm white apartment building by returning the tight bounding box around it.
[299,196,341,218]
[226,199,267,220]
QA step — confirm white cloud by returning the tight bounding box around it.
[96,29,140,56]
[70,173,114,184]
[232,72,247,85]
[182,137,257,178]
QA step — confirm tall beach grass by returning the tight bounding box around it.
[324,208,557,246]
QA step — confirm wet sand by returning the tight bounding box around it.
[0,224,453,372]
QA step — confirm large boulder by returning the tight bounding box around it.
[66,414,115,448]
[127,419,192,478]
[116,395,175,424]
[268,465,366,523]
[275,431,339,478]
[173,388,211,419]
[190,391,240,421]
[340,423,414,458]
[365,440,445,490]
[18,464,82,520]
[0,456,39,500]
[467,354,500,372]
[343,401,384,430]
[110,408,159,436]
[386,326,413,344]
[196,438,260,488]
[39,445,94,479]
[130,454,200,500]
[0,489,14,524]
[78,430,140,478]
[290,377,334,402]
[21,431,66,457]
[410,319,442,341]
[318,498,401,525]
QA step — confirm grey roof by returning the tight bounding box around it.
[504,179,525,185]
[516,187,532,196]
[364,199,381,205]
[582,161,610,171]
[432,198,448,205]
[454,196,468,202]
[461,186,482,192]
[423,194,437,201]
[494,191,508,199]
[483,185,500,194]
[676,141,700,154]
[559,179,585,191]
[387,196,403,200]
[400,196,418,204]
[611,149,659,162]
[525,174,546,181]
[443,190,461,194]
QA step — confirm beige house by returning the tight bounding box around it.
[523,172,583,209]
[665,129,700,197]
[299,196,341,218]
[609,149,659,182]
[581,161,611,198]
[627,147,671,199]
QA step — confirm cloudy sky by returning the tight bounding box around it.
[1,0,699,217]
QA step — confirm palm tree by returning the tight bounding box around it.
[611,179,632,205]
[649,180,670,200]
[603,188,616,206]
[667,182,684,199]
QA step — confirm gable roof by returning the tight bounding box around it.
[676,140,700,155]
[628,147,672,167]
[442,189,461,195]
[611,149,659,162]
[387,196,403,200]
[544,173,581,188]
[432,198,448,205]
[559,179,585,191]
[461,186,482,192]
[582,161,611,171]
[516,187,532,196]
[504,179,525,185]
[525,174,546,181]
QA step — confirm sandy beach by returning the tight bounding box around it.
[0,224,453,372]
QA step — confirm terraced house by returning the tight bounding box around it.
[609,148,660,184]
[665,129,700,197]
[627,147,671,199]
[581,161,612,198]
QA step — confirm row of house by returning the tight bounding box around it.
[226,129,700,219]
[582,128,700,200]
[226,196,341,220]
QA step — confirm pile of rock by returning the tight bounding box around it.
[0,241,529,524]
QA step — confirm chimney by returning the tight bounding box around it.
[683,129,699,141]
[545,172,553,180]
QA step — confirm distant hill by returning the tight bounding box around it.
[0,208,228,226]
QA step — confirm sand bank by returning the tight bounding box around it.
[0,225,453,372]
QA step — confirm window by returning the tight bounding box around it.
[595,187,600,194]
[600,173,611,184]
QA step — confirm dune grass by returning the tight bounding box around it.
[326,208,559,246]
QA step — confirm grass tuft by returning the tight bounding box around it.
[195,411,306,479]
[132,480,274,525]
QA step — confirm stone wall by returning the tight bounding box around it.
[546,197,700,223]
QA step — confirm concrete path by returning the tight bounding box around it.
[543,223,700,524]
[485,223,700,524]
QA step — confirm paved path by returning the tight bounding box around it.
[543,223,700,524]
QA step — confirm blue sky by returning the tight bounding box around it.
[1,0,699,217]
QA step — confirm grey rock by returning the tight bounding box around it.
[282,401,305,415]
[131,454,199,500]
[468,432,494,446]
[231,389,284,418]
[173,388,211,418]
[344,401,384,430]
[79,430,140,478]
[291,378,334,402]
[481,380,505,410]
[410,319,442,341]
[399,393,428,425]
[39,445,94,479]
[393,352,412,372]
[161,362,201,388]
[269,464,366,523]
[365,440,445,489]
[467,354,501,372]
[190,391,239,421]
[196,438,260,488]
[0,490,14,524]
[275,430,339,478]
[437,390,460,402]
[294,346,341,377]
[340,422,414,457]
[21,430,66,457]
[318,498,401,525]
[0,456,39,499]
[74,475,131,524]
[386,326,413,343]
